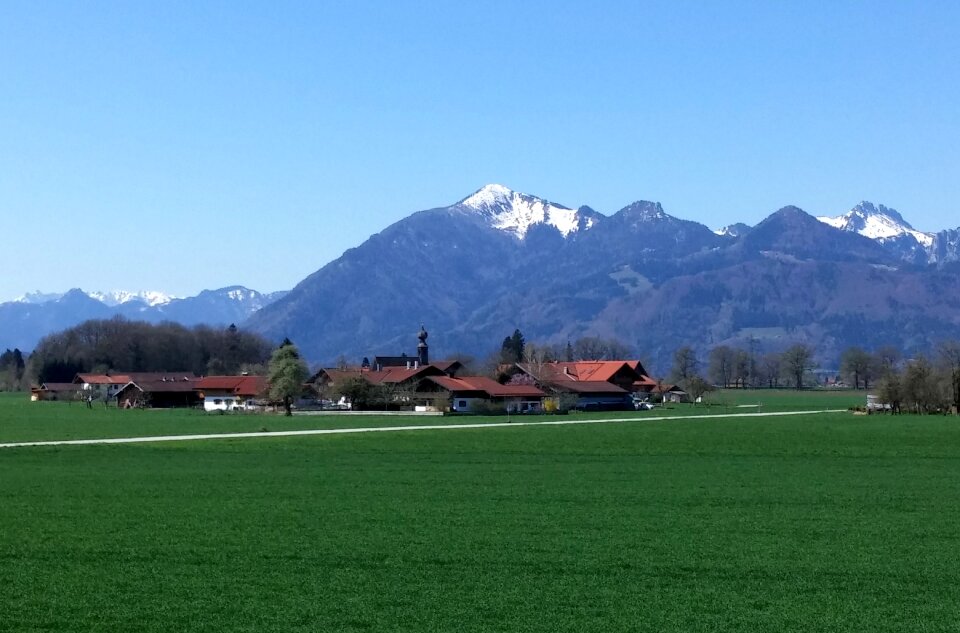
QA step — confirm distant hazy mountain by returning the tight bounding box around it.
[86,290,178,307]
[246,185,960,369]
[0,286,286,351]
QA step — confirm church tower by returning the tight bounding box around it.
[417,325,429,366]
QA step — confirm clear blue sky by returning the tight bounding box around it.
[2,1,958,300]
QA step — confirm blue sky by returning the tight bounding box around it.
[2,1,958,300]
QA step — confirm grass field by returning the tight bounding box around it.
[2,393,958,631]
[701,388,866,410]
[0,389,857,444]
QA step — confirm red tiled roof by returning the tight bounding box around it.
[316,365,444,386]
[519,361,641,383]
[458,376,545,398]
[430,360,462,373]
[423,375,544,398]
[425,376,480,393]
[633,376,659,391]
[75,372,197,385]
[550,380,628,394]
[118,379,199,394]
[75,373,131,385]
[196,376,266,397]
[125,372,197,382]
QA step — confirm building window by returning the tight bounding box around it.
[213,399,222,405]
[457,400,467,408]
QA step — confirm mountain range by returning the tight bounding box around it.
[245,185,960,370]
[6,185,960,371]
[0,287,286,351]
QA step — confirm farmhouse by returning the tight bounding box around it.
[195,375,266,412]
[114,373,200,409]
[511,360,656,411]
[30,382,82,401]
[417,375,545,413]
[73,373,133,398]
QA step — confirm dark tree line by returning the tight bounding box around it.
[0,348,26,391]
[27,318,273,384]
[875,341,960,414]
[672,343,818,391]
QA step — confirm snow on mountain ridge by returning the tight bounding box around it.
[227,288,258,301]
[817,201,934,248]
[86,290,177,307]
[459,184,587,239]
[14,291,65,304]
[713,223,751,238]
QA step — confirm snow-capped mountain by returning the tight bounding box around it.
[86,290,177,307]
[14,289,176,307]
[245,186,960,369]
[14,290,66,304]
[0,286,287,351]
[457,184,598,239]
[817,202,934,247]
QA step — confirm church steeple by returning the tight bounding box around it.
[417,325,429,366]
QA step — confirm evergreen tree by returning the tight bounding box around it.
[500,329,525,364]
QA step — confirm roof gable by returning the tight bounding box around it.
[422,375,544,398]
[196,375,265,396]
[517,361,643,385]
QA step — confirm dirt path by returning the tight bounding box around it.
[0,409,847,449]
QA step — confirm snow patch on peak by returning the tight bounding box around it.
[11,289,176,306]
[713,223,750,238]
[459,184,586,239]
[87,290,177,307]
[817,202,933,247]
[14,290,65,304]
[225,287,259,302]
[461,184,514,208]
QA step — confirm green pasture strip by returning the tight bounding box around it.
[2,414,959,632]
[0,388,874,444]
[0,395,704,444]
[703,388,867,410]
[0,410,847,449]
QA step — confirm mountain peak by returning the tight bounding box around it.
[851,201,910,227]
[817,201,933,247]
[460,183,515,208]
[619,200,668,221]
[457,184,591,239]
[714,222,752,238]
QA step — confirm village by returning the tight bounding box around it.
[29,327,687,414]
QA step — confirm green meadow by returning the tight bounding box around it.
[0,388,857,445]
[2,392,958,631]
